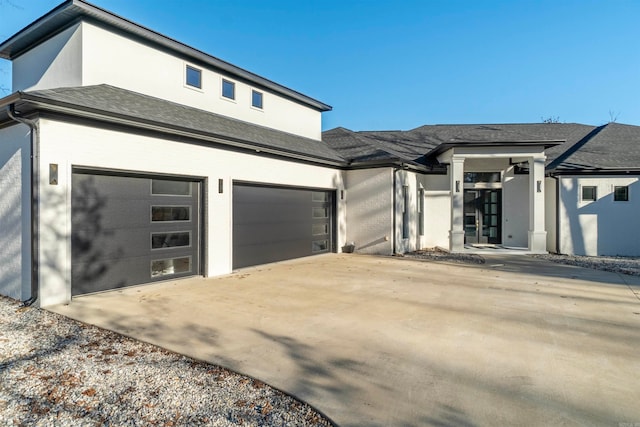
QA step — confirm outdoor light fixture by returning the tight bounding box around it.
[455,180,460,192]
[49,164,58,185]
[537,180,542,193]
[218,178,223,193]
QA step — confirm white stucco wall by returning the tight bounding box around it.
[502,171,529,248]
[80,22,323,140]
[36,118,345,306]
[558,175,640,256]
[423,174,451,249]
[344,168,393,255]
[12,23,83,91]
[11,21,324,140]
[0,124,32,301]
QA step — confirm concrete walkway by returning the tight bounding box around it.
[50,254,640,426]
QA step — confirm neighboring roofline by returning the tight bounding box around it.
[547,168,640,176]
[425,140,565,158]
[0,91,345,168]
[0,0,332,112]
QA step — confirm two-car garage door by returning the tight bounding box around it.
[71,173,335,296]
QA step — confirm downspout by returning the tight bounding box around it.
[7,104,39,307]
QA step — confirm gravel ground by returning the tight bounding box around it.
[0,296,334,427]
[405,248,640,278]
[533,253,640,276]
[403,248,485,264]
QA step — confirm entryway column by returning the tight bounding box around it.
[528,155,547,252]
[449,156,465,252]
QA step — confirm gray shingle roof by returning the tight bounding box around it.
[549,122,640,171]
[15,84,345,164]
[321,127,426,165]
[323,122,640,173]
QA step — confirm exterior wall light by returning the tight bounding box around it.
[537,180,542,193]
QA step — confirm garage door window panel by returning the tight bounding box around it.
[151,256,192,277]
[312,207,329,218]
[312,240,329,252]
[151,231,191,249]
[151,206,191,222]
[151,179,192,196]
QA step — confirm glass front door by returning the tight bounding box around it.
[464,189,501,244]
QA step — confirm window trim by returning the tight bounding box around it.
[581,186,597,202]
[613,185,629,202]
[251,89,264,110]
[150,205,192,223]
[185,64,202,90]
[150,256,192,278]
[150,231,192,250]
[222,78,236,100]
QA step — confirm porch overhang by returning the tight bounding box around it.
[435,142,558,255]
[432,140,563,165]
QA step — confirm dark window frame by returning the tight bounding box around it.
[185,65,202,89]
[581,186,597,202]
[222,79,235,100]
[251,89,263,109]
[614,185,629,202]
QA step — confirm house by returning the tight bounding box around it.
[1,0,638,308]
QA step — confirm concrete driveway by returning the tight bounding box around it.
[50,254,640,426]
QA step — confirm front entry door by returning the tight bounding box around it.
[464,189,501,244]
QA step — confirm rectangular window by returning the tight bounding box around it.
[151,231,190,249]
[186,65,202,89]
[614,185,629,201]
[312,192,328,202]
[312,240,328,253]
[581,186,597,201]
[151,206,191,222]
[252,90,263,109]
[464,172,501,183]
[312,223,328,235]
[312,207,328,218]
[151,256,191,278]
[222,79,235,100]
[418,188,425,236]
[402,185,409,239]
[151,180,191,196]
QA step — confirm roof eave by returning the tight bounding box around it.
[10,92,345,167]
[425,140,565,158]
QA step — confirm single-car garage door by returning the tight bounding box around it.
[233,183,335,269]
[71,170,201,296]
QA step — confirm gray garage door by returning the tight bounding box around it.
[233,183,335,269]
[71,171,201,296]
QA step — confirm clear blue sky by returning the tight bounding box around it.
[1,0,639,131]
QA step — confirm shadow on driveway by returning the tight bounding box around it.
[49,254,640,426]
